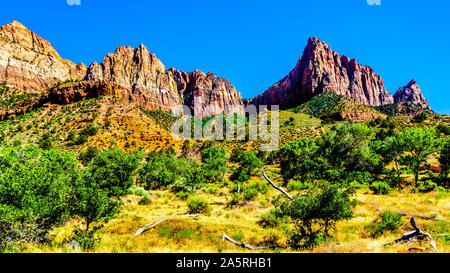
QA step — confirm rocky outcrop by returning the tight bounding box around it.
[251,37,395,109]
[48,80,122,105]
[85,44,181,112]
[85,44,244,116]
[0,20,87,93]
[169,68,244,116]
[394,80,431,110]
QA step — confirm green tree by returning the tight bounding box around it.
[279,138,320,184]
[87,148,141,197]
[439,138,450,186]
[278,181,353,249]
[231,151,262,183]
[397,128,439,186]
[201,146,227,183]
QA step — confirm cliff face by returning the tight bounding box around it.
[394,80,431,110]
[0,20,87,93]
[169,68,244,116]
[0,21,244,117]
[251,37,395,108]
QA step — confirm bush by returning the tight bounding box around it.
[78,146,99,166]
[370,182,391,195]
[128,187,149,197]
[201,146,227,183]
[86,148,141,197]
[231,152,262,183]
[278,182,353,249]
[287,180,309,191]
[258,209,284,228]
[366,211,403,238]
[187,197,210,214]
[138,196,152,205]
[416,180,437,193]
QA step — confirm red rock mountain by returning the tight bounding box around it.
[394,80,431,110]
[0,21,432,118]
[250,37,431,111]
[0,20,87,93]
[0,21,243,117]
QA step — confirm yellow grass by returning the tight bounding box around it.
[20,180,450,254]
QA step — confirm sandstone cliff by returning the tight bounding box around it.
[251,37,395,108]
[394,80,431,110]
[0,20,87,93]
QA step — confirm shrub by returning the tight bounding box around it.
[231,152,262,183]
[258,209,284,228]
[278,182,353,249]
[78,146,99,166]
[416,180,437,193]
[287,180,309,191]
[187,197,210,214]
[370,182,391,195]
[128,187,149,197]
[201,146,227,183]
[138,196,152,205]
[366,211,403,238]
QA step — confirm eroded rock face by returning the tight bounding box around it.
[48,81,122,105]
[169,68,244,116]
[251,37,394,108]
[394,80,431,110]
[85,45,244,116]
[85,44,181,112]
[0,20,87,93]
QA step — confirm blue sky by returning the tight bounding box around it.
[2,0,449,113]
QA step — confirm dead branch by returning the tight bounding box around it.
[219,233,277,250]
[134,212,200,236]
[261,168,293,201]
[397,212,449,222]
[385,217,437,250]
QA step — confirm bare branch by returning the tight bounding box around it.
[261,168,293,201]
[219,233,277,250]
[134,212,200,236]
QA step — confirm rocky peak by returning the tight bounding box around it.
[394,80,431,110]
[0,20,87,93]
[251,37,394,109]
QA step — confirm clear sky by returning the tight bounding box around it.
[2,0,449,113]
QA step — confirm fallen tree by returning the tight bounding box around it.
[261,168,293,201]
[219,233,277,250]
[134,212,200,236]
[385,217,437,250]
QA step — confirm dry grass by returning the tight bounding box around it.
[20,181,450,253]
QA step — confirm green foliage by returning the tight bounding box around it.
[286,180,309,191]
[82,124,98,136]
[0,146,79,251]
[370,181,391,195]
[398,127,439,185]
[366,211,403,238]
[187,196,210,214]
[38,132,53,150]
[138,196,152,205]
[78,146,99,166]
[201,146,227,183]
[137,153,201,192]
[412,112,428,123]
[87,148,141,197]
[415,180,437,193]
[258,208,285,228]
[278,182,353,249]
[231,151,262,183]
[279,138,320,183]
[437,124,450,136]
[439,138,450,186]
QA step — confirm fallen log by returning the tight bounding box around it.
[397,212,449,222]
[134,211,200,236]
[261,168,293,201]
[219,233,277,250]
[385,217,436,250]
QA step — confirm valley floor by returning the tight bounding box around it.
[21,178,450,253]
